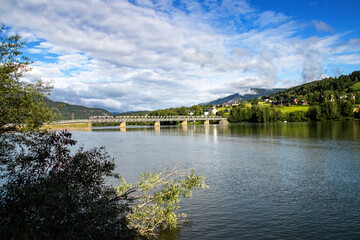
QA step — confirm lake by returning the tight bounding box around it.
[71,121,360,239]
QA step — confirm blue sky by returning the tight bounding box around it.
[1,0,359,112]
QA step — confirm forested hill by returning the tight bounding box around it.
[44,98,114,120]
[265,71,360,102]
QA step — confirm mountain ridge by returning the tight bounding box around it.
[44,98,114,120]
[204,88,285,105]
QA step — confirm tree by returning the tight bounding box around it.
[251,106,264,123]
[189,105,203,115]
[177,106,188,116]
[250,98,259,106]
[289,111,307,122]
[339,100,354,118]
[307,105,322,121]
[321,102,339,120]
[0,24,54,132]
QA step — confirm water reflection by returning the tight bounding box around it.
[92,121,360,141]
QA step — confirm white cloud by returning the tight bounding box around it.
[255,11,289,28]
[1,0,359,112]
[313,20,335,33]
[335,54,360,65]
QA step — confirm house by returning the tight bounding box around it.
[188,110,194,116]
[354,106,360,113]
[300,100,308,105]
[222,103,230,107]
[272,98,297,106]
[330,95,335,102]
[229,100,240,106]
[211,107,218,115]
[203,110,210,116]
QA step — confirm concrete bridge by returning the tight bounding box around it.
[89,115,229,129]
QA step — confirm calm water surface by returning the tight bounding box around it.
[71,121,360,239]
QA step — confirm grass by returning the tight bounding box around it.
[215,102,309,114]
[258,102,271,107]
[352,82,360,91]
[275,105,309,113]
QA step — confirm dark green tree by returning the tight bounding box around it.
[339,100,354,118]
[0,24,54,132]
[189,105,203,115]
[250,98,259,106]
[307,105,322,121]
[177,106,188,115]
[251,106,264,123]
[289,111,307,122]
[321,102,339,120]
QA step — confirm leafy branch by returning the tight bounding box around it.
[115,167,209,237]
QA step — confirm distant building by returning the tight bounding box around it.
[300,100,308,105]
[354,106,359,113]
[203,110,210,116]
[211,107,218,115]
[188,110,194,116]
[330,95,335,102]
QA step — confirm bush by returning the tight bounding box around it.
[289,111,307,122]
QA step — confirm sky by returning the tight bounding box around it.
[1,0,360,112]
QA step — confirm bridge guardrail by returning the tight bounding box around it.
[89,115,227,123]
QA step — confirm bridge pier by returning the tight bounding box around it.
[88,121,93,129]
[154,121,160,127]
[204,120,210,125]
[181,120,187,127]
[219,119,229,125]
[120,121,126,129]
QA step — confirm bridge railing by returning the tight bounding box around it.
[89,115,227,122]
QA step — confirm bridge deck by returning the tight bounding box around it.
[89,115,227,123]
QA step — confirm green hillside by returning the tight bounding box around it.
[352,82,360,91]
[265,71,360,103]
[45,98,114,120]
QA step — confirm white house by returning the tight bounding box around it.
[211,107,218,115]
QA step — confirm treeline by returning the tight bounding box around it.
[229,100,359,124]
[266,71,360,104]
[307,101,357,121]
[148,105,205,116]
[229,106,306,123]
